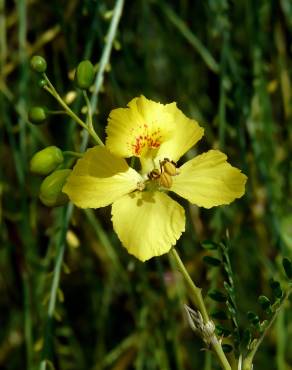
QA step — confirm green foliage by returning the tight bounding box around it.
[269,279,283,299]
[201,240,218,250]
[202,235,292,364]
[282,257,292,279]
[203,255,221,266]
[258,296,272,314]
[222,344,233,354]
[208,289,227,302]
[211,310,229,320]
[247,311,260,326]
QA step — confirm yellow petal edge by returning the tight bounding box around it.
[111,191,185,261]
[106,96,175,158]
[106,96,204,162]
[63,146,142,208]
[171,150,247,208]
[156,102,204,162]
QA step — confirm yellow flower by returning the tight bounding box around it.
[63,96,247,262]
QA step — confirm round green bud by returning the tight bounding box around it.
[30,55,47,73]
[39,169,71,207]
[74,60,95,89]
[30,146,64,175]
[28,106,47,124]
[38,79,47,88]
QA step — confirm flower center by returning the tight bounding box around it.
[147,158,179,189]
[129,123,162,156]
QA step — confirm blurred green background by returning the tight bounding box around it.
[1,0,292,369]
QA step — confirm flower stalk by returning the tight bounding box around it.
[83,90,95,133]
[171,247,232,370]
[42,74,103,146]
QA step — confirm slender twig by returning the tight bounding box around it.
[0,83,49,145]
[171,248,208,321]
[242,287,292,370]
[276,310,286,370]
[63,150,83,158]
[160,2,219,73]
[47,207,72,317]
[170,248,231,370]
[90,0,124,113]
[83,91,94,132]
[39,1,125,369]
[47,110,67,115]
[0,0,7,76]
[42,75,103,146]
[43,76,87,131]
[17,1,34,369]
[40,204,73,370]
[80,0,125,151]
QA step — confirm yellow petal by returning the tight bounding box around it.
[111,191,185,261]
[171,150,247,208]
[106,96,175,158]
[63,146,142,208]
[156,102,204,162]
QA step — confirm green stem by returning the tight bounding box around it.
[83,90,95,132]
[17,1,35,368]
[170,248,231,370]
[160,2,219,74]
[43,75,103,146]
[242,287,292,370]
[43,78,86,130]
[171,248,208,321]
[40,204,73,370]
[276,310,286,370]
[47,110,67,115]
[63,150,83,158]
[90,0,124,112]
[0,0,7,75]
[39,2,125,368]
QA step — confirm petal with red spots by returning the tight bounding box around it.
[106,96,175,158]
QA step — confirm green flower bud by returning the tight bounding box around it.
[39,169,71,207]
[38,79,47,88]
[28,106,47,124]
[74,60,95,89]
[30,146,64,175]
[30,55,47,73]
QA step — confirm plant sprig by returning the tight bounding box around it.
[202,238,292,370]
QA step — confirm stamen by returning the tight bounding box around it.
[147,158,179,189]
[137,181,146,191]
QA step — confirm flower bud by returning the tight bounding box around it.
[28,106,47,124]
[38,79,47,88]
[74,60,95,89]
[30,146,64,175]
[39,169,71,207]
[30,55,47,73]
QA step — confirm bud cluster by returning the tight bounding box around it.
[28,55,97,207]
[30,146,71,207]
